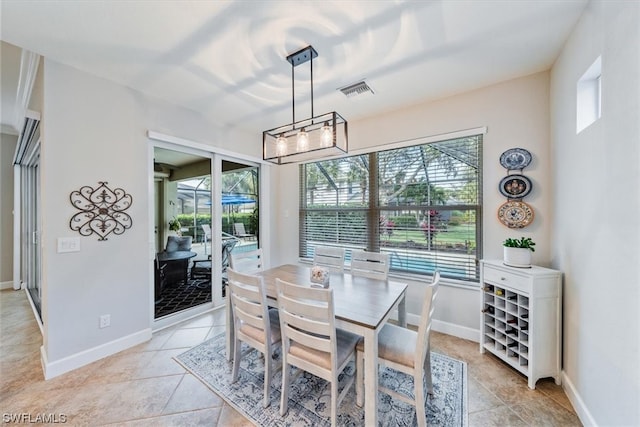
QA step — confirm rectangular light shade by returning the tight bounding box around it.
[263,111,348,164]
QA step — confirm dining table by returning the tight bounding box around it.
[225,263,408,427]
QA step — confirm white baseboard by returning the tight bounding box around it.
[402,311,480,343]
[41,328,152,379]
[562,371,596,426]
[432,318,480,342]
[0,280,15,290]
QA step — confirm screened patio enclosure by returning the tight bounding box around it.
[174,169,258,243]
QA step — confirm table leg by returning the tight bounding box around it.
[225,296,234,361]
[398,294,407,327]
[183,260,189,285]
[363,328,378,427]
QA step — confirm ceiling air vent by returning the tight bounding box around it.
[339,80,374,98]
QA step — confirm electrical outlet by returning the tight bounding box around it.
[99,314,111,328]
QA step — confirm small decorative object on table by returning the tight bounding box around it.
[310,266,330,288]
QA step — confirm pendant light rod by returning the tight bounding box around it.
[310,51,314,119]
[286,46,317,125]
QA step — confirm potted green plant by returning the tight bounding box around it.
[503,237,535,267]
[168,218,182,236]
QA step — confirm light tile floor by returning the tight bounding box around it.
[0,289,581,426]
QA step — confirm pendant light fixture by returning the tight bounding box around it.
[263,45,348,164]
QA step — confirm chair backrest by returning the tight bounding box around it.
[275,278,338,374]
[227,268,273,348]
[350,250,390,280]
[313,246,345,273]
[230,248,264,274]
[234,222,250,236]
[165,235,192,252]
[415,271,440,365]
[201,224,212,239]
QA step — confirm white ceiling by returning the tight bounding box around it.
[0,0,587,136]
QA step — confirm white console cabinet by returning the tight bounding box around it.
[479,259,562,389]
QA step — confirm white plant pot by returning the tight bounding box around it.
[503,247,532,268]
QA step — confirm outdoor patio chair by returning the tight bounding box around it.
[233,222,255,240]
[202,223,212,255]
[191,237,238,293]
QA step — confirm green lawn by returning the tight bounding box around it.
[382,224,476,247]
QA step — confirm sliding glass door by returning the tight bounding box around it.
[14,123,42,320]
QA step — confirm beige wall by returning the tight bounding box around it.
[0,133,17,287]
[38,58,256,374]
[272,71,552,335]
[550,1,640,424]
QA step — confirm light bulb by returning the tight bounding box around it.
[320,122,333,147]
[276,135,288,156]
[297,128,309,152]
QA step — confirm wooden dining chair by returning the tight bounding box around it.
[229,248,264,274]
[313,246,345,273]
[350,250,390,280]
[227,268,281,408]
[355,271,440,427]
[275,278,361,426]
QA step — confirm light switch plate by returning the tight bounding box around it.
[57,237,80,253]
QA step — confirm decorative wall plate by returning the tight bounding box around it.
[499,174,532,199]
[497,200,534,228]
[500,148,532,170]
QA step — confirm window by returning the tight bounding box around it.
[300,134,482,282]
[576,56,602,133]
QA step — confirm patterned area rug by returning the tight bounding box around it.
[175,333,467,426]
[155,278,213,319]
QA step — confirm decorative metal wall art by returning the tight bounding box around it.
[70,181,133,241]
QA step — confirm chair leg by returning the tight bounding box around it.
[263,350,271,408]
[355,350,364,407]
[425,348,434,396]
[415,369,427,427]
[231,339,241,382]
[280,363,290,416]
[330,379,338,426]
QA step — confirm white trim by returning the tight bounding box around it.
[41,328,152,379]
[24,287,43,335]
[393,311,480,343]
[294,126,488,164]
[147,130,268,166]
[0,281,15,290]
[1,124,19,135]
[14,50,40,132]
[561,371,595,426]
[13,165,21,290]
[432,318,480,342]
[154,304,225,333]
[349,126,488,156]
